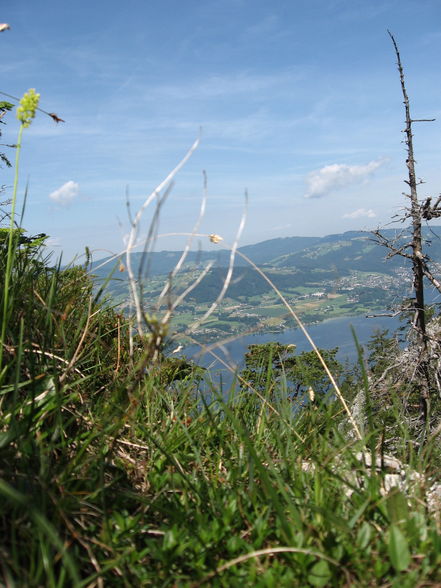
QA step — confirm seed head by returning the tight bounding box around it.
[17,88,40,128]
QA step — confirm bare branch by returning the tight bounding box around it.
[421,264,441,295]
[371,229,413,260]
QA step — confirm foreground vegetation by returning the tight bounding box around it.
[2,49,441,583]
[1,231,441,586]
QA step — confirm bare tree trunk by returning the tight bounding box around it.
[388,31,431,425]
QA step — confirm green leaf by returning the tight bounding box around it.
[374,557,388,578]
[163,528,178,551]
[388,525,411,572]
[307,559,332,587]
[357,521,372,550]
[386,490,409,525]
[0,429,16,449]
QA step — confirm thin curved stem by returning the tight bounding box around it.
[0,123,24,376]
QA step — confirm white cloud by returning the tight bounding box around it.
[49,181,79,206]
[343,208,376,219]
[304,159,384,199]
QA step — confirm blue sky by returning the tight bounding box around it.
[2,0,441,261]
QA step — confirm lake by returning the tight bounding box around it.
[185,313,402,386]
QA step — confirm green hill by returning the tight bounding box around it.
[92,227,441,280]
[94,227,441,310]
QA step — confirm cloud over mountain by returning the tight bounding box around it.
[49,181,79,206]
[343,208,376,219]
[304,159,384,199]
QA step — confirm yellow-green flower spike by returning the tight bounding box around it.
[16,88,40,127]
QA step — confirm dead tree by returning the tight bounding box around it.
[374,32,440,427]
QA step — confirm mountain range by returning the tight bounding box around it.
[92,226,441,280]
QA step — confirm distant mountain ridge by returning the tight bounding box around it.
[91,235,321,277]
[275,227,441,274]
[236,236,321,264]
[91,227,441,280]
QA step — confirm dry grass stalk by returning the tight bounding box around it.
[124,136,200,339]
[196,546,348,586]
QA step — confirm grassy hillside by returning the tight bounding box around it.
[2,229,441,586]
[2,91,441,586]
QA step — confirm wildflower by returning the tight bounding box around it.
[16,88,40,128]
[209,233,223,244]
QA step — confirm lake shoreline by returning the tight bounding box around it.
[184,312,401,383]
